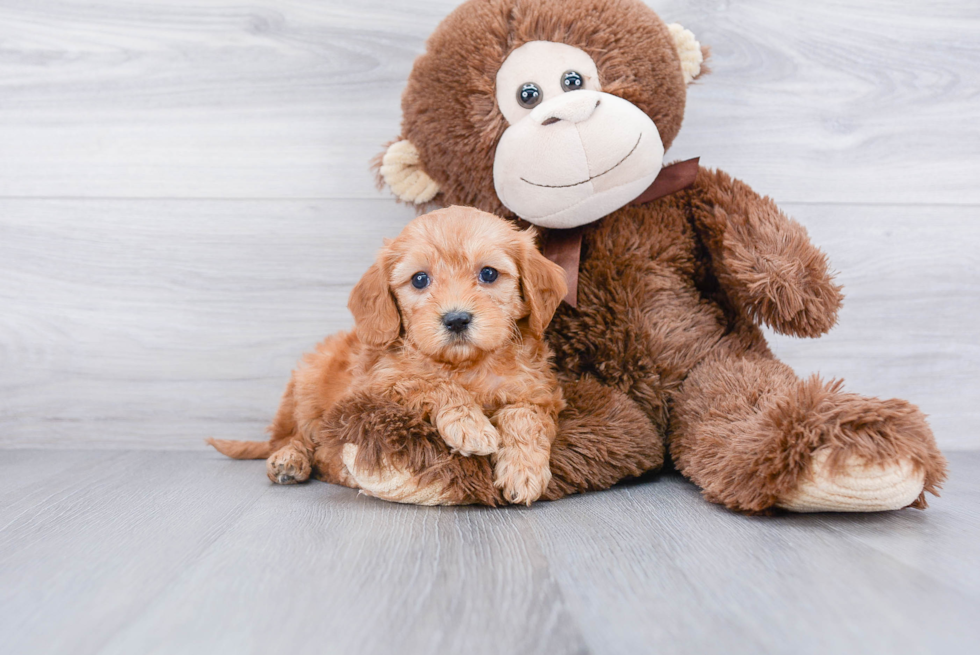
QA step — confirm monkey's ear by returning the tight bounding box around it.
[516,229,568,339]
[348,260,401,348]
[667,24,708,84]
[379,139,441,205]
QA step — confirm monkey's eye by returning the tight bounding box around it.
[411,272,430,289]
[562,70,584,92]
[479,267,498,284]
[517,83,542,109]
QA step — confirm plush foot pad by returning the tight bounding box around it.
[777,450,925,513]
[341,444,453,506]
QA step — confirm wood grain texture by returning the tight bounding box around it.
[1,2,976,653]
[0,1,977,448]
[662,0,980,205]
[0,450,270,655]
[0,198,417,447]
[1,450,978,654]
[0,0,976,202]
[524,466,980,655]
[2,198,976,449]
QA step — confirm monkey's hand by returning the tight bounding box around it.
[694,168,843,338]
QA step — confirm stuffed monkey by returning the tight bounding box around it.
[231,0,948,513]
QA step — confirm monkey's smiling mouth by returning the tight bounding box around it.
[520,133,642,189]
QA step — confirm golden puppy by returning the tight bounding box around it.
[208,206,567,505]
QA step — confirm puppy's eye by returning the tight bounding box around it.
[411,272,430,289]
[562,70,584,92]
[479,267,498,284]
[517,83,542,109]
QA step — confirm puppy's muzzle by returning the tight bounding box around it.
[442,311,472,335]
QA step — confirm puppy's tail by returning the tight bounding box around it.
[205,437,276,460]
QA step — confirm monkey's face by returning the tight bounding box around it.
[380,0,706,228]
[492,41,665,229]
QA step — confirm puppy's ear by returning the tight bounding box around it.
[516,230,568,338]
[348,260,401,347]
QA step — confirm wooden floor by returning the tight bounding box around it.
[0,449,977,655]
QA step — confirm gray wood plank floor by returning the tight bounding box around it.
[1,450,978,655]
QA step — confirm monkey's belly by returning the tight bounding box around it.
[547,256,726,425]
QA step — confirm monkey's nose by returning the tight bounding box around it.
[531,90,602,125]
[442,311,472,334]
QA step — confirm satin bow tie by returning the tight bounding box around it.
[541,157,700,307]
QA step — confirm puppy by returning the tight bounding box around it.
[208,206,568,505]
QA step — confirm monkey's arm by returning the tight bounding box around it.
[689,167,843,337]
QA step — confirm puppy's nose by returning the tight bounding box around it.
[442,311,472,334]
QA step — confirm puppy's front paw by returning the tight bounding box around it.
[493,447,551,506]
[266,445,312,485]
[436,406,500,456]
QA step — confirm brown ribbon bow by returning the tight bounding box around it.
[541,157,700,307]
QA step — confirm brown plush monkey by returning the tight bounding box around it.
[244,0,948,512]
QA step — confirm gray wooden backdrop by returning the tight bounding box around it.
[1,0,978,450]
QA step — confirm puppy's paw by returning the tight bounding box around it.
[437,407,500,456]
[266,446,312,485]
[493,447,552,506]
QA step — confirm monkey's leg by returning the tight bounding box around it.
[314,390,501,505]
[669,343,947,513]
[543,375,664,500]
[316,376,663,505]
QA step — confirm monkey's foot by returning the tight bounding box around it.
[777,450,925,513]
[341,444,456,506]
